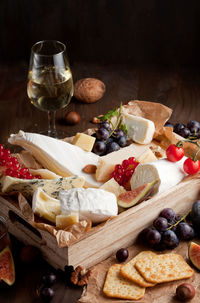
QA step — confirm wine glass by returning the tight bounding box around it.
[27,40,73,138]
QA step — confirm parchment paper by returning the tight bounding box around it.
[79,243,200,303]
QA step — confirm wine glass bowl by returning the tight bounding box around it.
[27,40,73,137]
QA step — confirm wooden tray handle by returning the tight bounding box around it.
[8,210,44,245]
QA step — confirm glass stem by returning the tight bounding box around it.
[47,111,57,137]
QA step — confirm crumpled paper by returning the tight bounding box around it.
[78,242,200,303]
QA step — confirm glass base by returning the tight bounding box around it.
[39,130,67,139]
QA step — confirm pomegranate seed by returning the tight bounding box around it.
[12,171,21,178]
[11,157,19,165]
[115,164,123,171]
[5,158,13,168]
[19,168,29,175]
[34,174,42,179]
[24,172,33,179]
[0,144,4,151]
[128,157,136,164]
[3,149,11,159]
[122,159,129,169]
[12,163,20,171]
[5,168,14,176]
[0,159,6,166]
[0,150,4,158]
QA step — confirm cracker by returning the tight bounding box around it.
[120,251,156,287]
[135,253,194,284]
[103,264,145,300]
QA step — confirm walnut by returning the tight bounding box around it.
[82,164,97,174]
[92,115,103,124]
[70,265,91,286]
[74,78,106,103]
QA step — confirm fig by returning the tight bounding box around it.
[117,180,156,208]
[0,246,15,285]
[188,241,200,270]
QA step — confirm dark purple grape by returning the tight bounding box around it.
[106,141,120,154]
[165,122,174,128]
[40,287,54,302]
[116,248,129,262]
[178,127,191,138]
[175,214,182,222]
[146,228,161,246]
[96,128,110,140]
[112,129,125,140]
[153,240,166,251]
[173,123,185,134]
[92,141,106,155]
[162,230,179,249]
[153,217,168,231]
[176,223,195,241]
[117,136,127,147]
[187,120,200,133]
[159,208,176,222]
[42,273,57,286]
[138,227,152,243]
[99,121,111,132]
[91,133,97,138]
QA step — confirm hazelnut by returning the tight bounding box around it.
[64,111,81,125]
[176,283,195,301]
[74,78,106,103]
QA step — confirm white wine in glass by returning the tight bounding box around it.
[27,40,73,138]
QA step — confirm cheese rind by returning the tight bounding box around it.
[1,175,85,199]
[59,188,118,223]
[137,148,157,164]
[73,133,96,152]
[96,143,149,182]
[124,113,155,144]
[32,188,61,223]
[29,168,61,179]
[8,131,101,188]
[130,157,187,194]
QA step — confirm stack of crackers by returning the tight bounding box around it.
[103,251,194,300]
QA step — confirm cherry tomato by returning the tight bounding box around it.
[166,144,185,162]
[183,158,200,175]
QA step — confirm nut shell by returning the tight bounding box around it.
[176,283,195,301]
[74,78,105,103]
[64,111,81,125]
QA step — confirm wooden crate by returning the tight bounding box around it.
[0,176,199,270]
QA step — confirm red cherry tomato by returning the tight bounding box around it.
[183,158,200,175]
[166,144,185,162]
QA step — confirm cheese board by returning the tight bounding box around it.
[0,175,199,269]
[0,100,200,271]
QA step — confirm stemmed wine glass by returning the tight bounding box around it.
[27,40,73,138]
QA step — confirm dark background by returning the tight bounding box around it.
[1,0,200,67]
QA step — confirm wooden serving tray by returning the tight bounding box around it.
[0,176,199,270]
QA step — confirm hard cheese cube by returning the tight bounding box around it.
[73,133,96,152]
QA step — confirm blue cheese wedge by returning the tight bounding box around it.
[124,113,155,144]
[8,131,102,188]
[1,175,85,199]
[59,188,118,223]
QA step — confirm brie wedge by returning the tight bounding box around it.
[59,188,118,223]
[130,157,187,194]
[8,131,101,188]
[124,113,155,144]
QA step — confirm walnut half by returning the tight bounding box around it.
[70,265,91,286]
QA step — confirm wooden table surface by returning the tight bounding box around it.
[0,62,200,303]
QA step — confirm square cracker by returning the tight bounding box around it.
[120,251,156,287]
[135,253,194,284]
[103,264,145,300]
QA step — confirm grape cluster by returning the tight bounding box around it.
[111,157,139,187]
[166,120,200,139]
[0,144,41,179]
[139,208,195,251]
[92,121,127,156]
[39,272,57,302]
